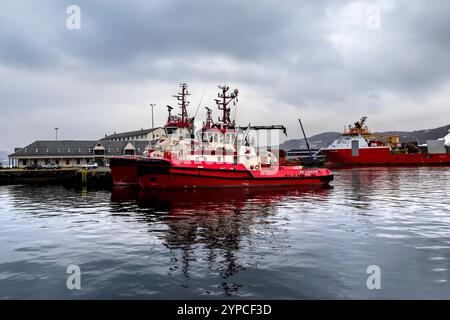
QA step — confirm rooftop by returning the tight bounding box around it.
[9,140,150,157]
[101,128,159,140]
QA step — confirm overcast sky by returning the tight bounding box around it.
[1,0,449,152]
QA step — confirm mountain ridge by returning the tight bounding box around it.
[280,124,450,150]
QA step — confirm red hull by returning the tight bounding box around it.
[136,159,333,189]
[110,156,140,186]
[324,148,450,166]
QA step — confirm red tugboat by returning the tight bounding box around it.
[136,85,333,189]
[321,117,450,166]
[136,159,332,189]
[110,83,195,186]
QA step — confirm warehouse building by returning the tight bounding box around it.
[8,137,153,168]
[8,127,168,168]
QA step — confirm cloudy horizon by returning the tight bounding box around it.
[1,0,449,152]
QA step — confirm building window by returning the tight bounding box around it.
[57,148,61,153]
[66,159,70,165]
[94,149,105,155]
[68,148,71,153]
[45,160,49,165]
[35,147,39,153]
[76,159,80,165]
[24,148,28,153]
[23,160,27,166]
[55,160,59,165]
[78,148,81,153]
[116,147,119,152]
[46,148,49,153]
[34,159,38,165]
[88,148,91,153]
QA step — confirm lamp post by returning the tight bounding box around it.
[149,103,156,141]
[55,128,59,141]
[149,104,156,129]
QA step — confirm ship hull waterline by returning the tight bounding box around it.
[136,159,333,189]
[323,148,450,167]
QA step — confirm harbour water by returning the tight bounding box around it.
[0,167,449,299]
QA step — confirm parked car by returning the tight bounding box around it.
[24,164,43,170]
[43,163,60,169]
[81,162,98,169]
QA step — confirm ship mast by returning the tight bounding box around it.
[204,107,214,128]
[346,116,370,136]
[173,83,190,124]
[214,85,239,130]
[166,105,173,124]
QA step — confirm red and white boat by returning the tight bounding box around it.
[135,85,333,189]
[110,83,196,186]
[136,154,332,189]
[321,117,450,166]
[112,84,333,188]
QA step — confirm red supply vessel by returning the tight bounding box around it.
[321,117,450,166]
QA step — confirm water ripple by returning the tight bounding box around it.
[0,167,449,298]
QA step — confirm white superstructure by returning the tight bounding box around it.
[439,129,450,147]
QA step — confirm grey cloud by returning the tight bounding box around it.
[0,0,449,152]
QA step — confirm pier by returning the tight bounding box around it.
[0,167,112,187]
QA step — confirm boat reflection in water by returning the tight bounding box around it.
[111,186,332,296]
